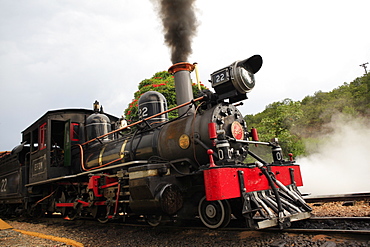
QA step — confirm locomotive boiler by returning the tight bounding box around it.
[0,55,311,229]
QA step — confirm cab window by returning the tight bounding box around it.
[39,122,47,150]
[70,123,80,142]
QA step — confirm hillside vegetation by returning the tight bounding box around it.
[245,73,370,160]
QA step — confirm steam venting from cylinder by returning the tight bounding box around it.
[153,0,198,64]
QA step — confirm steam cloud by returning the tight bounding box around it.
[298,114,370,196]
[153,0,199,63]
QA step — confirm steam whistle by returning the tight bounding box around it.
[93,100,100,113]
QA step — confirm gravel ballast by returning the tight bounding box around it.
[1,201,369,247]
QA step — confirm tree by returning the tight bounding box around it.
[124,71,207,122]
[245,73,370,161]
[245,99,306,160]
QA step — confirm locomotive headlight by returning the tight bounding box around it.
[210,55,262,103]
[232,64,255,93]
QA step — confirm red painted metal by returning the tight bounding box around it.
[289,153,293,161]
[77,199,90,207]
[203,165,303,201]
[207,149,216,167]
[94,201,106,206]
[55,203,74,207]
[251,127,259,141]
[101,181,118,189]
[208,122,217,139]
[231,121,244,140]
[70,122,80,142]
[271,166,303,187]
[88,176,103,197]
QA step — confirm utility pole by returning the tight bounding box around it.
[359,62,368,75]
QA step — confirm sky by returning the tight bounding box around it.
[0,0,369,154]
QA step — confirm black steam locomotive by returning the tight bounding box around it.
[0,55,311,229]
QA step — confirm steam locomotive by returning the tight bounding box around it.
[0,55,311,229]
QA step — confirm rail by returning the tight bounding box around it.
[302,192,370,203]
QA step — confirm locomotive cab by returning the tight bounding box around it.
[21,108,118,184]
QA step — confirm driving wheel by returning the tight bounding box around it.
[145,215,163,227]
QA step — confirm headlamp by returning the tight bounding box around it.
[210,55,262,103]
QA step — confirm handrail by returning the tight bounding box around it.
[76,96,205,171]
[81,96,204,146]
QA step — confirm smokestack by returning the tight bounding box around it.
[168,62,195,115]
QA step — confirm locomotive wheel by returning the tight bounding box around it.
[96,205,112,224]
[145,215,163,227]
[198,196,231,229]
[65,197,81,221]
[97,212,109,224]
[97,216,109,224]
[27,204,43,218]
[57,191,67,216]
[26,200,43,218]
[66,208,79,221]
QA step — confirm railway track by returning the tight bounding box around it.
[8,215,370,232]
[276,216,370,236]
[5,215,370,246]
[303,192,370,203]
[3,193,369,246]
[4,192,370,226]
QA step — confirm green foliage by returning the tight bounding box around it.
[245,99,306,158]
[298,73,370,137]
[124,71,208,122]
[245,72,370,159]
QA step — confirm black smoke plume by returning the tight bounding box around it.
[153,0,199,64]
